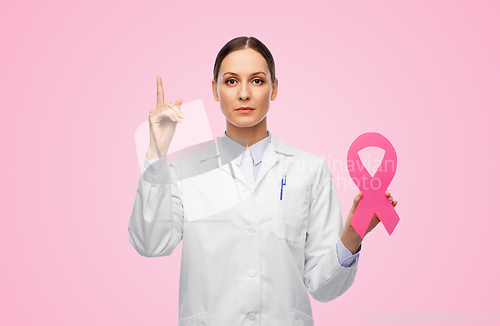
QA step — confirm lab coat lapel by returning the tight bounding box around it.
[254,143,278,187]
[255,133,295,187]
[198,137,248,186]
[219,161,247,185]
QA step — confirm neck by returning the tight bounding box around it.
[225,118,268,147]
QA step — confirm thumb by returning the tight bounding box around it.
[174,98,184,118]
[350,191,363,214]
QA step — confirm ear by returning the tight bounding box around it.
[270,77,278,101]
[212,79,219,102]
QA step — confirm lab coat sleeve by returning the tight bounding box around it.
[337,237,361,267]
[143,156,167,175]
[128,156,183,257]
[304,157,359,303]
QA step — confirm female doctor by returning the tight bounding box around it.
[129,36,398,326]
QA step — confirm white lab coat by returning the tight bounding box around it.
[129,132,359,326]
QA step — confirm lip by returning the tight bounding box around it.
[235,106,255,114]
[236,109,254,114]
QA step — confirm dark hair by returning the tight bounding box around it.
[213,36,276,84]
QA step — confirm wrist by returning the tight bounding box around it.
[340,224,362,254]
[146,145,168,161]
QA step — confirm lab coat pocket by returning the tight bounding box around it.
[294,308,314,326]
[178,311,208,326]
[273,187,309,243]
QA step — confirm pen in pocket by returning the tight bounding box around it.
[280,174,286,200]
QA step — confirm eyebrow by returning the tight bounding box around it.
[223,71,266,77]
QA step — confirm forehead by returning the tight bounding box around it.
[219,48,269,76]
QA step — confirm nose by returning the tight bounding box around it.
[238,84,250,101]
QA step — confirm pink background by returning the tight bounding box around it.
[1,0,499,325]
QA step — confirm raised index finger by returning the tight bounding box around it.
[156,75,164,107]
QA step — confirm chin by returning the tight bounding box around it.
[223,108,268,128]
[228,119,259,128]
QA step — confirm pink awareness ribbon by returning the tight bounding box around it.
[347,132,400,237]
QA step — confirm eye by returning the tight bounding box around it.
[225,79,237,85]
[253,79,264,85]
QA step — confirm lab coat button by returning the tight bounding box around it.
[247,269,256,277]
[247,312,256,320]
[247,226,256,233]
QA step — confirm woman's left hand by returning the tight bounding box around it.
[360,190,398,236]
[340,190,398,253]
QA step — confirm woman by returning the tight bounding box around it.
[129,36,398,326]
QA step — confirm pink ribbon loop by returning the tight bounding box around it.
[347,132,400,237]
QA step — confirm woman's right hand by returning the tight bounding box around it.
[146,75,184,160]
